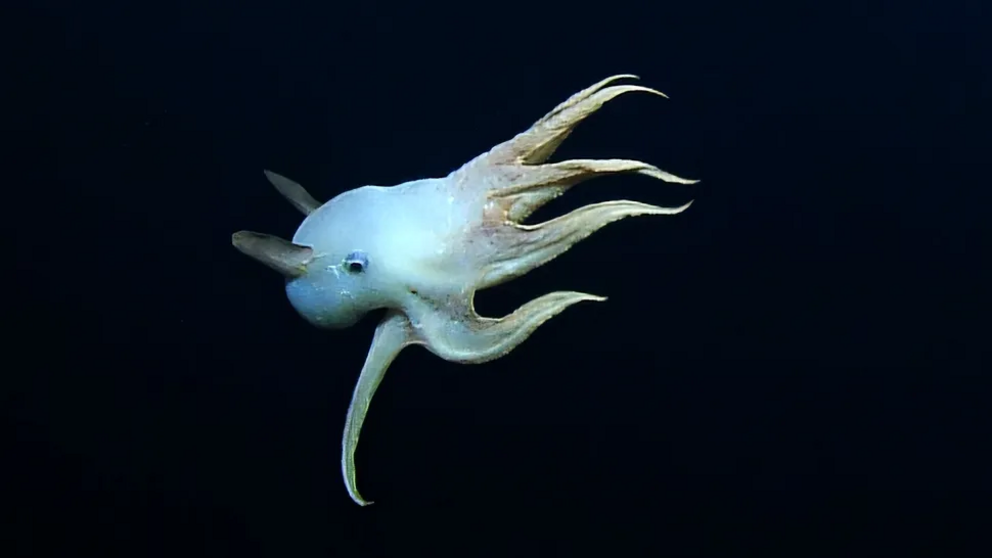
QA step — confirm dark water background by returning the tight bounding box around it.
[6,0,989,555]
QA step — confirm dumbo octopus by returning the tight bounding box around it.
[232,74,698,505]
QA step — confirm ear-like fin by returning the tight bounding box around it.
[232,230,313,278]
[263,170,322,215]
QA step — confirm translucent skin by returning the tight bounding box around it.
[232,75,698,505]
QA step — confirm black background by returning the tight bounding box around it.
[6,0,990,555]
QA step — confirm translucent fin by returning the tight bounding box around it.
[231,231,313,278]
[264,170,322,215]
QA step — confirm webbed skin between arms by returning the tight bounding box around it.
[232,75,698,506]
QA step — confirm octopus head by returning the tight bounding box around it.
[233,178,403,330]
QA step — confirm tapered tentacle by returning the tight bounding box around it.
[487,158,698,225]
[411,291,605,364]
[341,311,415,506]
[484,75,668,166]
[478,199,692,289]
[531,74,642,130]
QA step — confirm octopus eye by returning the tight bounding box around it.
[344,251,368,273]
